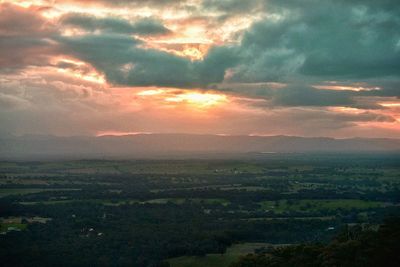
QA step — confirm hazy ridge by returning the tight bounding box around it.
[1,134,400,160]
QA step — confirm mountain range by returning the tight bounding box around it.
[1,133,400,160]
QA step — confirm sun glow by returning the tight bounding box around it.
[328,107,363,114]
[314,85,380,92]
[137,89,166,96]
[136,89,228,108]
[165,92,227,107]
[380,102,400,108]
[96,131,152,137]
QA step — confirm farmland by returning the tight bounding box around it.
[0,154,399,266]
[168,243,280,267]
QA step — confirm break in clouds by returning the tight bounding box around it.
[0,0,399,138]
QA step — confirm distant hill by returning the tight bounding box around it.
[1,134,399,160]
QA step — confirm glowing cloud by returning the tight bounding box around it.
[164,92,228,108]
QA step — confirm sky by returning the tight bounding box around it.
[0,0,399,138]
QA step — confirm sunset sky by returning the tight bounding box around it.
[0,0,399,138]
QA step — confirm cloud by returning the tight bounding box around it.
[220,82,399,110]
[0,37,58,70]
[358,80,400,98]
[202,0,261,14]
[226,84,361,108]
[52,0,182,7]
[0,3,58,70]
[0,3,54,37]
[130,18,171,35]
[228,0,400,82]
[271,85,356,107]
[61,14,171,35]
[58,34,238,87]
[58,34,193,87]
[0,93,31,111]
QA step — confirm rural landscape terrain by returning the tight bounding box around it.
[1,0,400,266]
[1,154,399,266]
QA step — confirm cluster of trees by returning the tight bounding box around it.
[0,200,336,267]
[231,217,400,267]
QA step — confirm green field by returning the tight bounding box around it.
[0,223,27,233]
[260,199,384,213]
[168,243,273,267]
[0,188,81,197]
[145,198,230,205]
[19,198,231,206]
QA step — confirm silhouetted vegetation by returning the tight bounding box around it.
[231,217,400,267]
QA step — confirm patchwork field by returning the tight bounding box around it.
[1,156,399,266]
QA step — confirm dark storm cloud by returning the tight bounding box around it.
[229,0,400,82]
[58,34,239,88]
[293,108,396,125]
[222,82,397,109]
[61,14,171,35]
[202,0,261,13]
[271,85,356,107]
[130,18,171,35]
[358,80,400,98]
[227,84,358,108]
[196,46,241,85]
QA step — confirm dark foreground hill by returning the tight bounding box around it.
[1,133,400,159]
[231,217,400,267]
